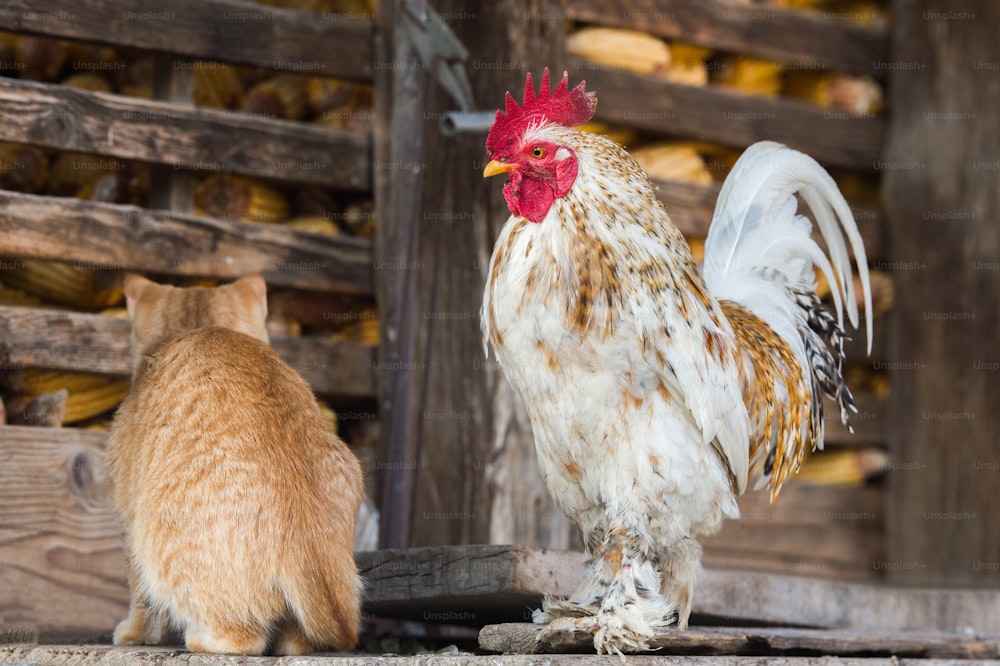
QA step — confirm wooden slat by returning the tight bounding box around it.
[0,305,376,398]
[358,545,1000,633]
[0,191,373,295]
[3,644,984,666]
[581,66,885,170]
[0,0,373,80]
[479,623,1000,659]
[0,78,371,190]
[0,426,127,635]
[566,0,889,78]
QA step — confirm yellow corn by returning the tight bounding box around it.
[115,55,154,99]
[306,77,354,115]
[576,122,638,148]
[340,201,375,237]
[242,74,309,120]
[15,35,68,81]
[313,83,373,132]
[0,280,42,307]
[331,308,379,346]
[194,174,290,223]
[663,42,711,87]
[783,71,883,114]
[284,215,341,235]
[0,258,123,309]
[0,142,49,194]
[62,377,131,424]
[48,153,128,196]
[316,398,339,435]
[713,56,783,97]
[61,72,114,92]
[630,143,714,185]
[193,62,244,110]
[797,448,889,487]
[3,369,112,395]
[567,27,671,75]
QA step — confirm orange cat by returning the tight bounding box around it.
[106,274,363,655]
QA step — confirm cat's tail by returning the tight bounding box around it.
[281,547,362,652]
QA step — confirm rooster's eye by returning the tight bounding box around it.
[531,146,546,158]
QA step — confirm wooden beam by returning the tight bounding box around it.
[0,191,374,295]
[582,66,885,170]
[0,305,377,398]
[881,0,1000,585]
[0,0,373,80]
[565,0,889,79]
[479,623,1000,658]
[357,545,1000,632]
[0,78,371,190]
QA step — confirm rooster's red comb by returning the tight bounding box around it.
[486,69,597,155]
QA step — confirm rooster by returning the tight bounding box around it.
[480,70,872,655]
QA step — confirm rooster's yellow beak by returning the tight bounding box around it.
[483,160,519,178]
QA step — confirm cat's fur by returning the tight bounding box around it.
[106,274,363,655]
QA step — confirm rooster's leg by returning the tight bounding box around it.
[536,527,676,655]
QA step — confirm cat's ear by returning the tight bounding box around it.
[233,273,268,319]
[123,274,155,321]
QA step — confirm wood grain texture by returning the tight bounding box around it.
[357,545,1000,632]
[0,305,376,398]
[881,0,1000,585]
[0,78,371,189]
[565,0,889,78]
[0,191,374,294]
[0,0,373,80]
[2,644,979,666]
[479,622,1000,658]
[582,66,885,170]
[0,426,127,635]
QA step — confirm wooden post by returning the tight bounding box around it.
[881,0,1000,584]
[374,0,579,548]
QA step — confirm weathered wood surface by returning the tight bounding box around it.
[479,622,1000,659]
[702,482,883,581]
[582,66,884,170]
[0,78,371,189]
[0,0,373,80]
[0,427,128,635]
[357,545,1000,632]
[881,0,1000,585]
[0,306,377,398]
[0,644,983,666]
[565,0,889,78]
[0,192,374,295]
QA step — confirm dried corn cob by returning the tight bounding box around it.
[63,42,119,70]
[316,398,339,434]
[0,32,16,70]
[48,153,128,196]
[713,56,783,97]
[314,83,373,132]
[576,122,638,148]
[6,389,68,427]
[193,62,244,110]
[194,174,290,223]
[663,42,711,86]
[306,77,355,115]
[567,27,671,76]
[0,280,42,307]
[115,55,154,98]
[61,72,114,92]
[783,71,883,114]
[0,258,123,309]
[15,36,68,81]
[336,313,379,346]
[62,377,131,424]
[2,369,112,395]
[797,448,889,486]
[0,143,49,194]
[284,215,341,235]
[242,74,309,120]
[340,201,375,237]
[630,143,714,185]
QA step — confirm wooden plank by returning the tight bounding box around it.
[581,66,884,170]
[0,0,373,80]
[0,426,127,635]
[703,483,883,581]
[0,305,376,398]
[565,0,889,79]
[479,623,1000,659]
[0,644,980,666]
[357,545,1000,632]
[0,191,374,295]
[0,78,371,190]
[881,0,1000,586]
